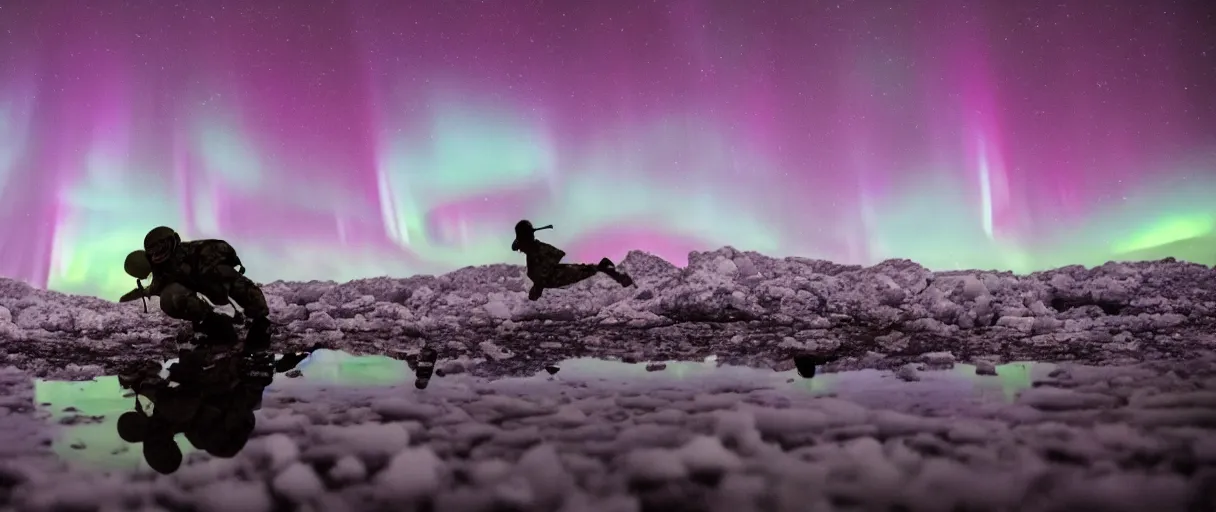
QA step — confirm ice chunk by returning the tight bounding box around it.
[375,447,446,501]
[314,422,410,459]
[483,299,512,320]
[676,435,742,474]
[250,433,299,471]
[896,364,920,382]
[960,275,989,300]
[271,462,324,503]
[192,480,274,512]
[623,449,687,481]
[1017,387,1120,411]
[328,455,367,484]
[372,398,442,421]
[516,444,574,510]
[921,351,956,365]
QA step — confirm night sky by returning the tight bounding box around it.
[0,0,1213,299]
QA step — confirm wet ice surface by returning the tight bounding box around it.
[7,351,1216,512]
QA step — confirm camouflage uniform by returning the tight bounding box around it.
[520,239,600,299]
[524,241,600,296]
[145,239,269,322]
[512,219,635,300]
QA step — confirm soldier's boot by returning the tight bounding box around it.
[194,312,238,344]
[528,284,544,301]
[597,258,634,288]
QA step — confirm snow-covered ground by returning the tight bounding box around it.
[1,248,1215,510]
[3,248,1215,380]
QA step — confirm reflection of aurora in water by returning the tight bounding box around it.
[291,350,413,387]
[34,376,196,472]
[34,352,1054,470]
[32,351,417,471]
[951,362,1046,402]
[550,357,1053,401]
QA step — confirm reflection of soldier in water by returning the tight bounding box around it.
[115,346,311,474]
[403,349,564,387]
[119,226,272,347]
[404,347,439,389]
[512,220,634,301]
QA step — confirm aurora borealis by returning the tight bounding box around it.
[1,0,1213,299]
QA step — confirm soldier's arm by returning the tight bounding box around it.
[118,288,146,303]
[145,274,166,296]
[120,273,164,302]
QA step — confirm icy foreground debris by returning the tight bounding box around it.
[10,356,1216,511]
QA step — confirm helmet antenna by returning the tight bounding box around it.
[136,279,149,314]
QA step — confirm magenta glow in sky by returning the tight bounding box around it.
[0,0,1214,299]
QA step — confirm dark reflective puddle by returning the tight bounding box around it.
[34,349,1054,472]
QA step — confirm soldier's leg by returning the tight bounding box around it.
[211,266,270,320]
[159,283,211,322]
[211,265,272,347]
[547,263,601,287]
[528,263,601,300]
[596,258,633,287]
[160,283,236,341]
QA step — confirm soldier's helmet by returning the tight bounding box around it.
[124,250,152,280]
[116,411,149,443]
[143,226,180,265]
[514,220,535,242]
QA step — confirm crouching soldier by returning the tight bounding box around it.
[120,226,271,347]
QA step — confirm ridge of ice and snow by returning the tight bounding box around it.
[2,247,1215,378]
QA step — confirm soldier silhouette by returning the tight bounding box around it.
[511,219,633,300]
[120,226,271,346]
